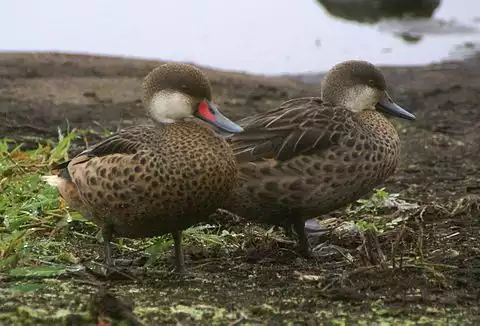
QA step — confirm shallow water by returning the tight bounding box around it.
[1,0,479,74]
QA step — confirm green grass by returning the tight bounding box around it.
[0,136,70,273]
[0,131,257,277]
[344,187,419,234]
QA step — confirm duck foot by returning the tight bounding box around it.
[298,244,313,259]
[304,218,332,248]
[88,227,143,280]
[85,262,142,281]
[304,218,331,235]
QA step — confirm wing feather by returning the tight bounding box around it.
[229,97,357,163]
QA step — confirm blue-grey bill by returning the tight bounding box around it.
[376,92,416,120]
[212,110,244,133]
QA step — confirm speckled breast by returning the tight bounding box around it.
[76,123,238,238]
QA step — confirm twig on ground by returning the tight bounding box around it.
[416,207,426,263]
[391,222,406,269]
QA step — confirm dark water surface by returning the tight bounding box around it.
[1,0,479,74]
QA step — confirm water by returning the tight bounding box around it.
[1,0,479,75]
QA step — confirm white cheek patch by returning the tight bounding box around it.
[149,90,193,122]
[343,86,378,112]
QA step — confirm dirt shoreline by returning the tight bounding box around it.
[1,52,479,324]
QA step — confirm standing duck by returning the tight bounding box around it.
[43,63,243,273]
[224,60,416,256]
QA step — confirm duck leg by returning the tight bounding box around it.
[101,226,148,271]
[89,226,145,280]
[172,230,186,273]
[284,220,294,238]
[102,226,114,267]
[292,218,312,258]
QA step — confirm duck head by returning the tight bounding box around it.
[142,63,243,133]
[320,60,416,120]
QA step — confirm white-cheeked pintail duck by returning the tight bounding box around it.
[224,60,416,256]
[43,63,243,273]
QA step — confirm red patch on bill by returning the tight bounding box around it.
[197,99,215,121]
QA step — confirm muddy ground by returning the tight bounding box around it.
[0,52,479,324]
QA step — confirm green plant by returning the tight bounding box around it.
[0,130,255,275]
